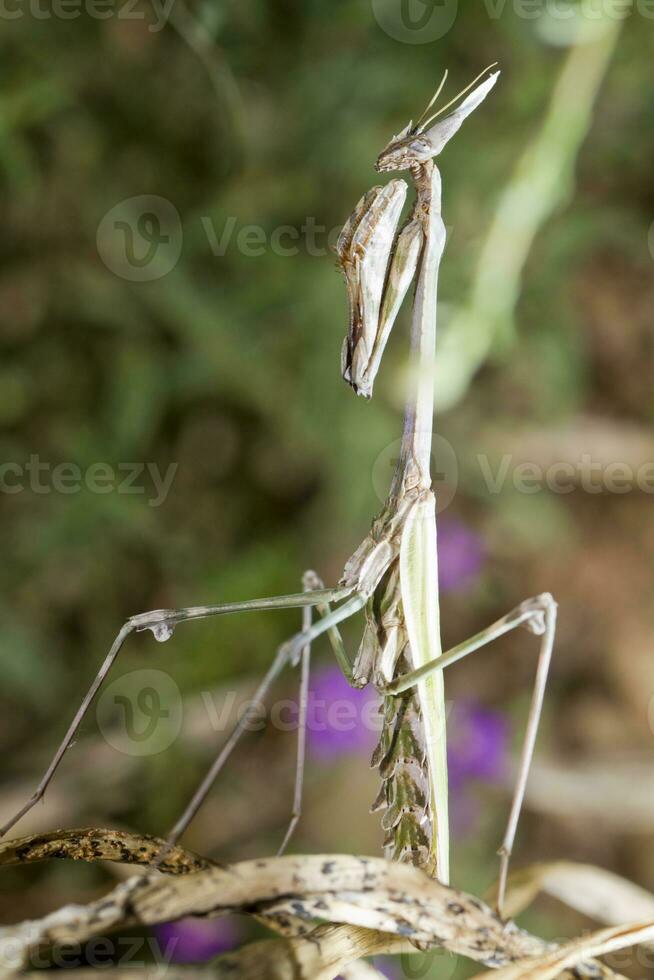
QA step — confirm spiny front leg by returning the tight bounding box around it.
[337,180,422,399]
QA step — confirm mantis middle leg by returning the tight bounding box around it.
[164,589,369,850]
[378,592,556,918]
[278,571,319,857]
[0,584,359,841]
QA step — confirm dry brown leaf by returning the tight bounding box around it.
[0,845,623,980]
[20,973,214,980]
[0,828,213,875]
[526,759,654,832]
[0,827,310,943]
[472,919,654,980]
[499,861,654,927]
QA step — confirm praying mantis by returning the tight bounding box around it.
[0,65,557,917]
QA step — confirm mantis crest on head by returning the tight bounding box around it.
[0,66,557,917]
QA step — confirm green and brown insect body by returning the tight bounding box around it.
[337,68,501,884]
[339,477,447,879]
[0,70,556,916]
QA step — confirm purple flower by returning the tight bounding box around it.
[437,518,485,593]
[337,964,398,980]
[306,664,381,762]
[154,916,241,963]
[448,700,509,789]
[447,699,510,835]
[369,960,402,979]
[372,952,456,978]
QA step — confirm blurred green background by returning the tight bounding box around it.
[1,1,653,976]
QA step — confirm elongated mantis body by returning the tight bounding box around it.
[0,67,556,916]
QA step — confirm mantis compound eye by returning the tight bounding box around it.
[374,142,424,173]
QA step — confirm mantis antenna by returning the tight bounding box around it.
[413,68,449,132]
[416,61,499,134]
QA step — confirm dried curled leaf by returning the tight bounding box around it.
[499,860,654,930]
[0,828,213,875]
[525,758,654,832]
[472,919,654,980]
[0,846,623,979]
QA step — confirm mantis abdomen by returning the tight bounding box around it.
[350,551,444,879]
[373,654,436,874]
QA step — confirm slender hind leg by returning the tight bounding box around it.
[276,569,363,854]
[383,593,557,918]
[165,646,290,849]
[163,586,367,850]
[0,622,132,839]
[277,571,319,856]
[277,571,369,855]
[0,585,355,840]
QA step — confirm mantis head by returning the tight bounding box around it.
[375,65,500,173]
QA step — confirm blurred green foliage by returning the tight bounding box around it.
[1,3,653,974]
